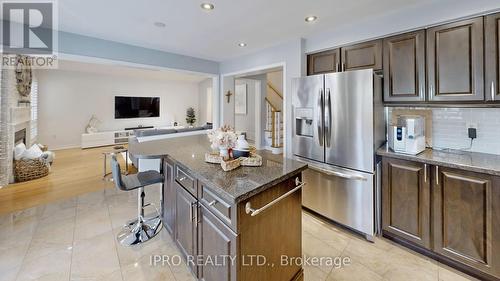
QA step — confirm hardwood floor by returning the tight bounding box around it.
[0,146,133,215]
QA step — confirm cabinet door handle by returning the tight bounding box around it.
[335,63,339,72]
[179,176,186,181]
[342,63,346,72]
[424,164,428,183]
[190,202,196,221]
[189,203,193,221]
[435,166,439,184]
[491,81,496,101]
[208,200,217,206]
[430,84,434,98]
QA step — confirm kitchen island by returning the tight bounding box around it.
[129,135,307,281]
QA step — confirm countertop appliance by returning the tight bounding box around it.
[388,115,426,155]
[292,69,385,241]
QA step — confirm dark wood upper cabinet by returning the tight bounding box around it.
[382,158,431,248]
[427,17,484,102]
[198,204,237,281]
[341,40,382,71]
[383,31,426,102]
[163,159,176,234]
[433,166,500,279]
[307,49,340,75]
[485,13,500,102]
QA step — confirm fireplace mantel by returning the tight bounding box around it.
[10,107,30,126]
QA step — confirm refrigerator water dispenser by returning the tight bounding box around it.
[295,108,314,137]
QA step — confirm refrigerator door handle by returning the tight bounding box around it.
[317,89,324,146]
[325,88,332,147]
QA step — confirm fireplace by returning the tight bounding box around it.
[15,128,26,145]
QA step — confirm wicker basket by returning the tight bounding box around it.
[14,158,50,182]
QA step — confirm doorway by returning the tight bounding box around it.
[232,67,284,154]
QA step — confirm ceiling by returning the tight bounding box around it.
[53,0,451,61]
[51,60,211,83]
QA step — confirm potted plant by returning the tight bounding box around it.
[186,107,196,127]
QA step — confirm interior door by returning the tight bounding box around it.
[292,75,325,162]
[324,70,374,172]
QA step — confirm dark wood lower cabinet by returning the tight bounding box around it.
[382,156,500,280]
[382,158,430,248]
[198,204,237,281]
[163,159,176,234]
[163,163,303,281]
[433,166,500,279]
[175,182,198,276]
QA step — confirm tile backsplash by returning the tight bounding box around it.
[389,107,500,155]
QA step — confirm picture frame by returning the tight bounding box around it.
[235,83,247,115]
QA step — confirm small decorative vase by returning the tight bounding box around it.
[219,148,229,160]
[236,135,250,150]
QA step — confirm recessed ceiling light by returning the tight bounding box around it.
[201,3,214,10]
[154,21,166,28]
[238,42,247,47]
[305,16,318,23]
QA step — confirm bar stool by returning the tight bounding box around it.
[110,154,163,246]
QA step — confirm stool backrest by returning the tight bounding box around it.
[110,154,125,190]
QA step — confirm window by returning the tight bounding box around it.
[30,75,38,143]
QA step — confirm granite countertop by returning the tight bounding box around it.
[377,145,500,176]
[129,135,308,204]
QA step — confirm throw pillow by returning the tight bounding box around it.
[14,143,26,160]
[22,144,43,160]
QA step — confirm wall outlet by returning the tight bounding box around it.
[468,128,477,139]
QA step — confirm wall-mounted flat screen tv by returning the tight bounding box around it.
[115,96,160,119]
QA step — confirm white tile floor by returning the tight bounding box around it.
[0,188,478,281]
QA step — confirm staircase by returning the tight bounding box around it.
[264,82,283,154]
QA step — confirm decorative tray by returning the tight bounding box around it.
[205,151,263,171]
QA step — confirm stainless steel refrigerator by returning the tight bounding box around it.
[292,69,385,241]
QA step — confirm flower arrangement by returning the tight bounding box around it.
[207,125,238,150]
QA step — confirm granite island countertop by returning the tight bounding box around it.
[377,145,500,176]
[128,135,308,204]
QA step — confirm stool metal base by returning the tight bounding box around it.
[117,215,162,246]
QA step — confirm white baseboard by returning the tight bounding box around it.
[49,144,81,151]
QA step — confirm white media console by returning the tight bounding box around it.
[81,130,135,149]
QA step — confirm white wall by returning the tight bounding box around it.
[243,74,268,148]
[198,78,213,125]
[267,71,283,94]
[266,70,283,112]
[234,79,257,142]
[37,69,200,149]
[220,38,305,158]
